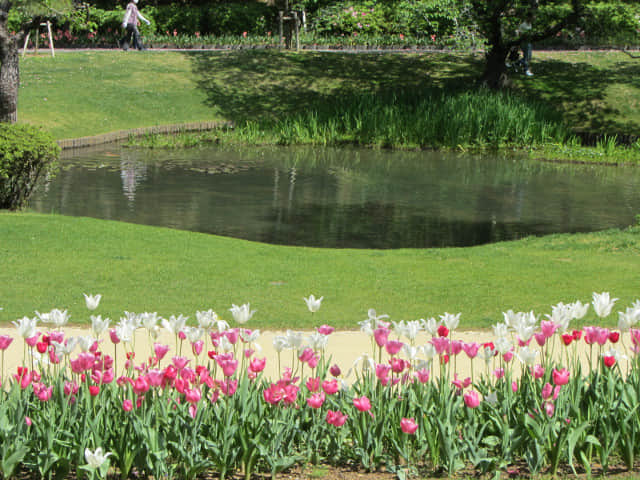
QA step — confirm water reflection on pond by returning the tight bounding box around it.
[30,144,640,249]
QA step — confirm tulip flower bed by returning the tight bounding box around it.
[1,292,640,480]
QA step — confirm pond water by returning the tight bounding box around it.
[30,144,640,249]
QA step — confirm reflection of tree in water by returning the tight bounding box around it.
[119,152,148,204]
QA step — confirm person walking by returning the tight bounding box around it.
[121,0,151,51]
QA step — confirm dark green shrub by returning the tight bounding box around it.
[0,124,60,211]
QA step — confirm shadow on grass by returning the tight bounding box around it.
[182,49,640,138]
[181,50,482,125]
[517,56,640,137]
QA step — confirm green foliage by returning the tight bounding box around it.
[580,1,640,43]
[0,124,60,211]
[148,1,275,36]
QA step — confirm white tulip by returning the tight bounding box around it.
[83,293,101,311]
[84,447,112,469]
[421,317,439,336]
[440,312,461,331]
[592,292,618,318]
[229,303,256,324]
[12,316,37,339]
[303,295,323,313]
[517,346,538,366]
[196,309,218,330]
[91,315,110,337]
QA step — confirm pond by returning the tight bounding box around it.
[30,144,640,249]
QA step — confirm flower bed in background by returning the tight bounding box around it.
[0,292,639,479]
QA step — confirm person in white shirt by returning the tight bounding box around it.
[121,0,151,51]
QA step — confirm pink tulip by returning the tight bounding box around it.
[133,376,150,395]
[512,381,518,392]
[450,340,464,356]
[463,390,481,408]
[317,325,335,335]
[390,357,407,374]
[0,335,13,350]
[25,416,32,426]
[185,387,202,404]
[385,340,404,356]
[541,382,553,400]
[415,368,430,384]
[552,368,570,386]
[36,385,53,402]
[221,379,237,396]
[109,329,120,344]
[299,347,314,364]
[225,329,239,344]
[308,353,319,369]
[544,401,555,417]
[531,364,545,379]
[353,396,371,412]
[191,340,204,356]
[218,358,238,377]
[307,392,325,409]
[172,356,190,370]
[373,327,389,347]
[326,410,347,427]
[534,332,546,347]
[540,320,559,338]
[431,337,450,355]
[263,384,283,404]
[322,379,339,395]
[493,368,505,379]
[147,369,164,387]
[249,357,266,373]
[462,342,479,359]
[375,364,391,382]
[330,364,341,377]
[282,384,299,405]
[64,381,79,396]
[400,417,418,434]
[305,377,320,392]
[49,331,64,343]
[503,350,514,363]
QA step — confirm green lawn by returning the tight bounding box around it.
[17,49,640,140]
[1,212,639,330]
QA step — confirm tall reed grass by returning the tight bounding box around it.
[231,88,571,150]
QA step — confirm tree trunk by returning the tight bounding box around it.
[481,44,510,89]
[0,2,19,123]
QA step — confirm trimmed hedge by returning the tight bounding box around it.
[0,124,60,211]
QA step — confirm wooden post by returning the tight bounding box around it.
[22,31,30,57]
[46,21,55,57]
[278,11,283,48]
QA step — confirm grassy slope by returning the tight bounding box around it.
[2,212,639,330]
[17,50,640,140]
